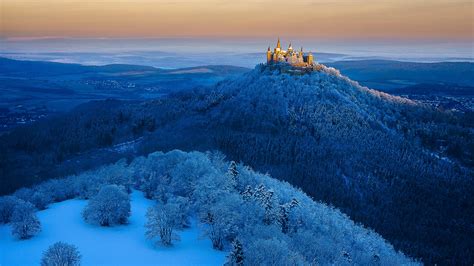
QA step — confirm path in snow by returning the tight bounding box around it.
[0,190,225,266]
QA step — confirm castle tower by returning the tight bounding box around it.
[275,38,281,52]
[296,47,304,64]
[307,52,314,65]
[266,46,272,63]
[288,43,293,52]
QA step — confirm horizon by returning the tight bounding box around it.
[2,0,472,68]
[0,37,472,69]
[2,0,473,41]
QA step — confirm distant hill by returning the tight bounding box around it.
[327,60,474,90]
[0,57,91,77]
[391,83,474,96]
[0,57,249,78]
[0,63,473,264]
[0,57,251,132]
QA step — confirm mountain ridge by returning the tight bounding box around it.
[0,57,251,77]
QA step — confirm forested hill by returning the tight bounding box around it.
[0,150,416,264]
[1,63,473,264]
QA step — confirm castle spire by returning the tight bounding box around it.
[277,38,281,49]
[307,52,314,65]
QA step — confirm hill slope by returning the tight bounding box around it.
[1,63,473,264]
[1,150,415,265]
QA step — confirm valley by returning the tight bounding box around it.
[0,58,249,133]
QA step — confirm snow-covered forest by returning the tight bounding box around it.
[1,63,472,264]
[0,150,416,265]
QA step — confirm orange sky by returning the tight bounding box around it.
[1,0,473,40]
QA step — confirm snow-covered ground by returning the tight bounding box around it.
[0,190,225,266]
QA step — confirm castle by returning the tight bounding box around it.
[266,38,314,67]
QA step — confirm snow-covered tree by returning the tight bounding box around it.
[73,172,102,199]
[253,184,277,225]
[227,161,239,188]
[0,196,21,224]
[145,201,182,246]
[278,204,290,234]
[278,198,299,234]
[139,172,170,201]
[206,150,228,172]
[168,196,190,229]
[42,179,71,202]
[30,191,53,210]
[41,242,81,266]
[99,159,133,193]
[225,239,244,266]
[244,237,306,265]
[13,187,34,203]
[289,198,299,208]
[11,201,41,239]
[82,185,130,226]
[201,200,241,250]
[169,154,216,197]
[241,185,253,201]
[140,171,158,199]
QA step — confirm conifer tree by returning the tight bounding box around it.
[226,239,244,266]
[241,185,253,201]
[253,184,276,225]
[278,204,290,234]
[253,184,266,202]
[278,198,300,233]
[289,198,299,209]
[227,161,239,187]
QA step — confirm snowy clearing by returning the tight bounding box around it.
[0,190,225,266]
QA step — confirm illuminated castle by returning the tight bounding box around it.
[266,38,314,67]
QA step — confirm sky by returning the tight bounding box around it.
[1,0,473,40]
